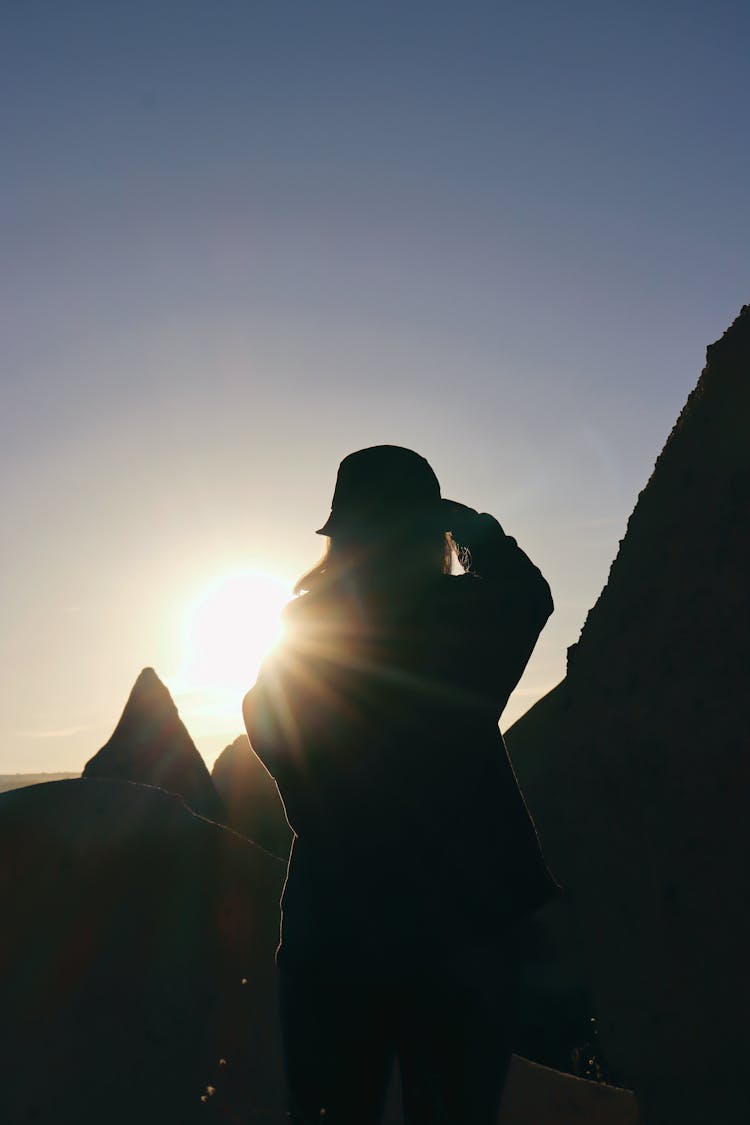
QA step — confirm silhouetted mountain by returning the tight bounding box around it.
[0,778,285,1125]
[212,735,292,858]
[83,668,224,822]
[506,304,750,1125]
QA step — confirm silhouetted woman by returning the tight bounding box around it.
[243,445,558,1125]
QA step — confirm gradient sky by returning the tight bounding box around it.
[2,1,748,773]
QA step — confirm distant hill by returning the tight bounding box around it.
[0,773,76,794]
[506,304,750,1125]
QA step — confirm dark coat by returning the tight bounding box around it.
[243,515,559,969]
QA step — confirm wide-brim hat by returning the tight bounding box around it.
[316,445,449,536]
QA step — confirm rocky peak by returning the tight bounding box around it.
[83,668,225,823]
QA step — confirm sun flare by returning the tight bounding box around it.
[169,570,291,738]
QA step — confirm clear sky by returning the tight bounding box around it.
[2,1,748,773]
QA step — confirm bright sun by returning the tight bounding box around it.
[169,570,291,738]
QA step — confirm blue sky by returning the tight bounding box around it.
[2,1,748,771]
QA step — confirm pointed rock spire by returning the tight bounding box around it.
[83,668,225,822]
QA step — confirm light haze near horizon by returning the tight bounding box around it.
[2,1,748,773]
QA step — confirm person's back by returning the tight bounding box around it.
[250,564,555,968]
[243,445,558,1124]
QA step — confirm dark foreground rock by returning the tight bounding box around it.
[212,735,292,858]
[0,778,285,1125]
[0,778,640,1124]
[500,1057,639,1124]
[506,304,750,1125]
[83,667,225,822]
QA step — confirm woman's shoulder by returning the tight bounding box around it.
[280,587,336,621]
[277,590,348,651]
[281,589,339,623]
[280,593,307,622]
[277,594,317,648]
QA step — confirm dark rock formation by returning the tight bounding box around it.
[0,778,286,1125]
[0,776,639,1125]
[505,305,750,1125]
[212,735,292,858]
[83,667,225,822]
[499,1057,639,1124]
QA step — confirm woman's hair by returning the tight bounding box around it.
[294,528,457,596]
